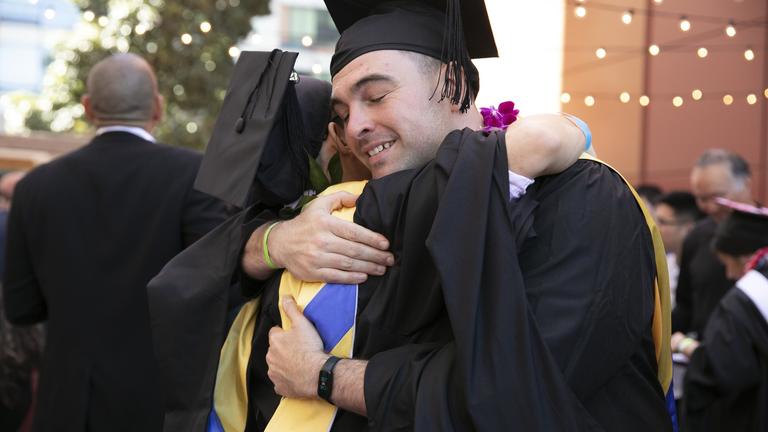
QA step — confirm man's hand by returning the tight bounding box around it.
[242,192,394,283]
[267,296,328,399]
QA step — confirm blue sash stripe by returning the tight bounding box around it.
[303,283,357,351]
[207,407,225,432]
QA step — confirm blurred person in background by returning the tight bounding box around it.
[655,191,705,307]
[0,169,44,432]
[675,199,768,431]
[637,183,663,214]
[672,149,753,339]
[2,53,226,432]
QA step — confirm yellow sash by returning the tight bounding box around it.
[210,181,367,432]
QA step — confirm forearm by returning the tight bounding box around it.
[504,113,587,178]
[329,358,368,416]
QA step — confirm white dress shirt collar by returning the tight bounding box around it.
[96,125,156,143]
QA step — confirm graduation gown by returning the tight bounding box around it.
[244,128,670,431]
[683,268,768,432]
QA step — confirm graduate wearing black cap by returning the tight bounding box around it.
[239,1,674,431]
[680,199,768,431]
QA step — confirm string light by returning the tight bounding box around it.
[639,95,650,106]
[725,21,736,37]
[653,0,663,4]
[747,94,757,105]
[672,96,684,107]
[679,16,691,32]
[723,94,734,105]
[181,33,192,45]
[560,93,572,104]
[595,48,607,59]
[228,46,240,57]
[200,21,212,33]
[619,92,631,103]
[692,89,702,100]
[621,10,633,25]
[574,6,587,18]
[312,64,323,74]
[584,96,596,107]
[744,48,755,61]
[186,122,198,134]
[301,35,313,47]
[649,45,660,56]
[43,7,56,20]
[83,10,95,21]
[697,47,708,58]
[765,89,768,99]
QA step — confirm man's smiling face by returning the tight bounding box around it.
[331,50,454,179]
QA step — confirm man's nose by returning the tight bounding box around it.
[346,107,374,141]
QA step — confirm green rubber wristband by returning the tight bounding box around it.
[262,221,282,270]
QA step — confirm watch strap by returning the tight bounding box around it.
[318,355,342,403]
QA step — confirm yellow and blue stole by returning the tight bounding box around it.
[208,181,367,432]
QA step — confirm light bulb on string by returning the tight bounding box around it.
[595,47,607,59]
[747,94,757,105]
[725,21,736,37]
[744,48,755,61]
[584,96,595,107]
[653,0,663,4]
[679,17,691,32]
[619,92,631,103]
[697,47,708,58]
[574,6,587,18]
[672,96,684,107]
[639,95,650,106]
[181,33,192,45]
[621,10,633,25]
[649,45,660,56]
[560,93,571,104]
[764,88,768,99]
[723,94,734,105]
[692,89,703,100]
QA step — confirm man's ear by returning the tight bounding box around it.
[81,94,96,123]
[439,63,471,114]
[153,94,164,123]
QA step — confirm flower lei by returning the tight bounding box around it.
[480,101,519,133]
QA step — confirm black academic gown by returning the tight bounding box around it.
[672,218,732,337]
[683,269,768,432]
[244,129,670,431]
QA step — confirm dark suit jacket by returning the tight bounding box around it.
[2,131,227,432]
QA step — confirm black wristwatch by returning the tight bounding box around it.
[318,355,342,403]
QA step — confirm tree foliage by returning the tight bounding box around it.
[26,0,270,149]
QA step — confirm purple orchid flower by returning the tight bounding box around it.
[480,101,520,133]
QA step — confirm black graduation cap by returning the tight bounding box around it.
[195,50,332,208]
[713,198,768,256]
[325,0,498,112]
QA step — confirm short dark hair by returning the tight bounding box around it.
[636,184,663,205]
[657,191,705,222]
[695,149,751,181]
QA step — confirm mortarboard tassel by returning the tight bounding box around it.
[440,0,472,113]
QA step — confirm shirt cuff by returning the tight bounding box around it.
[508,170,534,201]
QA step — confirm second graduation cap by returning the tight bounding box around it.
[195,49,332,208]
